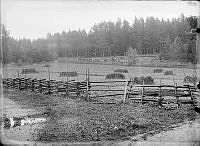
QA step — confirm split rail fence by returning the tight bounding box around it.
[1,72,199,106]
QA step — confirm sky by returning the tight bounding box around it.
[1,0,199,40]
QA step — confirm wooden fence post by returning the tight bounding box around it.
[19,78,21,90]
[141,80,145,104]
[86,69,90,101]
[173,79,180,107]
[66,77,69,96]
[174,83,178,102]
[158,79,163,107]
[12,79,15,89]
[31,79,35,92]
[39,80,42,94]
[188,85,194,106]
[25,79,28,90]
[123,80,129,103]
[48,81,51,95]
[76,82,80,97]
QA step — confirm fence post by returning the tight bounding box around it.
[174,83,178,102]
[12,79,15,89]
[39,80,42,94]
[76,82,80,97]
[66,77,69,97]
[141,80,145,104]
[86,69,90,101]
[19,78,21,90]
[48,81,51,95]
[188,85,194,106]
[25,79,28,90]
[123,80,129,103]
[173,79,180,107]
[31,79,35,92]
[158,79,163,107]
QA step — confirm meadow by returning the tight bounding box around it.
[2,60,196,86]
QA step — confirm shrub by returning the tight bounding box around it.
[134,76,154,84]
[43,64,50,67]
[21,68,38,74]
[164,71,174,75]
[184,76,197,83]
[114,69,128,73]
[59,71,78,77]
[153,68,163,73]
[105,73,125,79]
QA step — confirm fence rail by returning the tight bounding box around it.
[1,71,199,107]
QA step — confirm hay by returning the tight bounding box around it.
[114,69,128,73]
[134,76,154,85]
[164,71,174,75]
[105,73,125,79]
[59,71,78,77]
[21,68,38,74]
[153,68,163,73]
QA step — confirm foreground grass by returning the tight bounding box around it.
[3,89,198,142]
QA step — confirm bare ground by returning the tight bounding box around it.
[1,89,199,143]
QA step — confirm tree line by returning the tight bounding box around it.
[1,14,197,65]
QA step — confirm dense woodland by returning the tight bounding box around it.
[1,14,197,65]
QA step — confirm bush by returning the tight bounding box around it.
[134,76,154,84]
[153,68,163,73]
[184,76,197,83]
[106,73,125,79]
[21,68,38,74]
[114,69,128,73]
[59,71,78,77]
[43,64,50,67]
[164,71,174,75]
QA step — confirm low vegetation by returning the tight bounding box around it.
[164,71,174,75]
[105,73,125,80]
[153,68,163,73]
[21,68,38,74]
[114,69,128,73]
[133,76,154,85]
[43,64,50,67]
[183,76,197,83]
[3,89,198,142]
[59,71,78,77]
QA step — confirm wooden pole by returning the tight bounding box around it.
[66,76,69,96]
[158,79,163,107]
[141,79,145,104]
[86,69,90,101]
[188,85,194,106]
[123,80,129,103]
[173,78,180,107]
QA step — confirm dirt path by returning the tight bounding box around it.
[1,97,47,144]
[110,119,200,146]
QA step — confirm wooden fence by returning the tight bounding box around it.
[2,77,90,98]
[2,73,199,107]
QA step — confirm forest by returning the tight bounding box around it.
[1,14,197,65]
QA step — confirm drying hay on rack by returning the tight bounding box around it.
[21,68,38,74]
[153,68,163,73]
[164,71,174,75]
[114,69,128,73]
[105,73,125,79]
[59,71,78,77]
[133,76,154,85]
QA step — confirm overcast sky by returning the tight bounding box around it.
[2,0,199,40]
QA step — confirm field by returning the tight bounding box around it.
[2,61,196,85]
[2,89,199,143]
[1,61,199,143]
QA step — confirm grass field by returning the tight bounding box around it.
[1,61,199,143]
[2,88,199,143]
[2,61,197,85]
